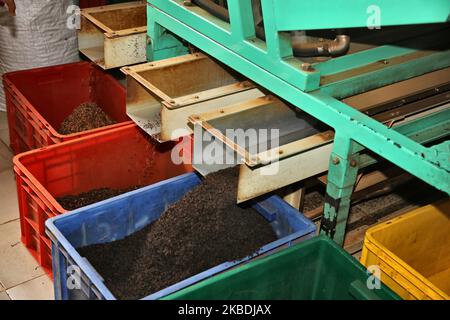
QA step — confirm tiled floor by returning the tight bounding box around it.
[0,111,9,150]
[0,111,54,300]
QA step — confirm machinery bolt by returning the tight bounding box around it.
[301,63,315,72]
[350,159,358,167]
[332,157,340,165]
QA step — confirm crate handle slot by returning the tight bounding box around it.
[348,280,382,300]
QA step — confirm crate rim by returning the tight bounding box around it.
[13,123,139,214]
[3,61,133,141]
[362,238,447,300]
[164,234,401,300]
[45,172,317,300]
[45,173,198,300]
[361,201,450,299]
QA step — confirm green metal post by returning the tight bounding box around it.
[147,5,188,61]
[260,0,292,59]
[321,133,360,245]
[227,0,255,41]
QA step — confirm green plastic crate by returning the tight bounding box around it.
[165,236,400,300]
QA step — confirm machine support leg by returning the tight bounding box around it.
[147,7,188,61]
[320,133,360,245]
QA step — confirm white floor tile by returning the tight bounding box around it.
[0,170,19,225]
[6,275,54,300]
[0,220,45,289]
[0,280,9,300]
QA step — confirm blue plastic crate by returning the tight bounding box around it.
[45,172,316,300]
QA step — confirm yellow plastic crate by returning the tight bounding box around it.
[360,199,450,300]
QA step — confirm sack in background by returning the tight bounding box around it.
[0,0,80,111]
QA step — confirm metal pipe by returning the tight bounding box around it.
[191,0,351,57]
[293,34,351,57]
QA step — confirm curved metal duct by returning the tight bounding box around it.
[190,0,351,58]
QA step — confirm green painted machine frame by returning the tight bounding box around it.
[146,0,450,245]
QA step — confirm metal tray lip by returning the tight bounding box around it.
[122,53,256,109]
[189,95,333,166]
[81,1,147,35]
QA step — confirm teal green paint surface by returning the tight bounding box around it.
[321,133,360,244]
[429,141,450,172]
[315,45,416,76]
[148,0,450,97]
[321,50,450,99]
[228,0,255,40]
[326,107,450,244]
[149,0,319,91]
[147,5,189,61]
[359,108,450,168]
[273,0,450,30]
[147,1,450,194]
[326,108,450,244]
[164,236,400,300]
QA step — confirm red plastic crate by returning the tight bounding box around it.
[13,124,193,274]
[3,61,133,154]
